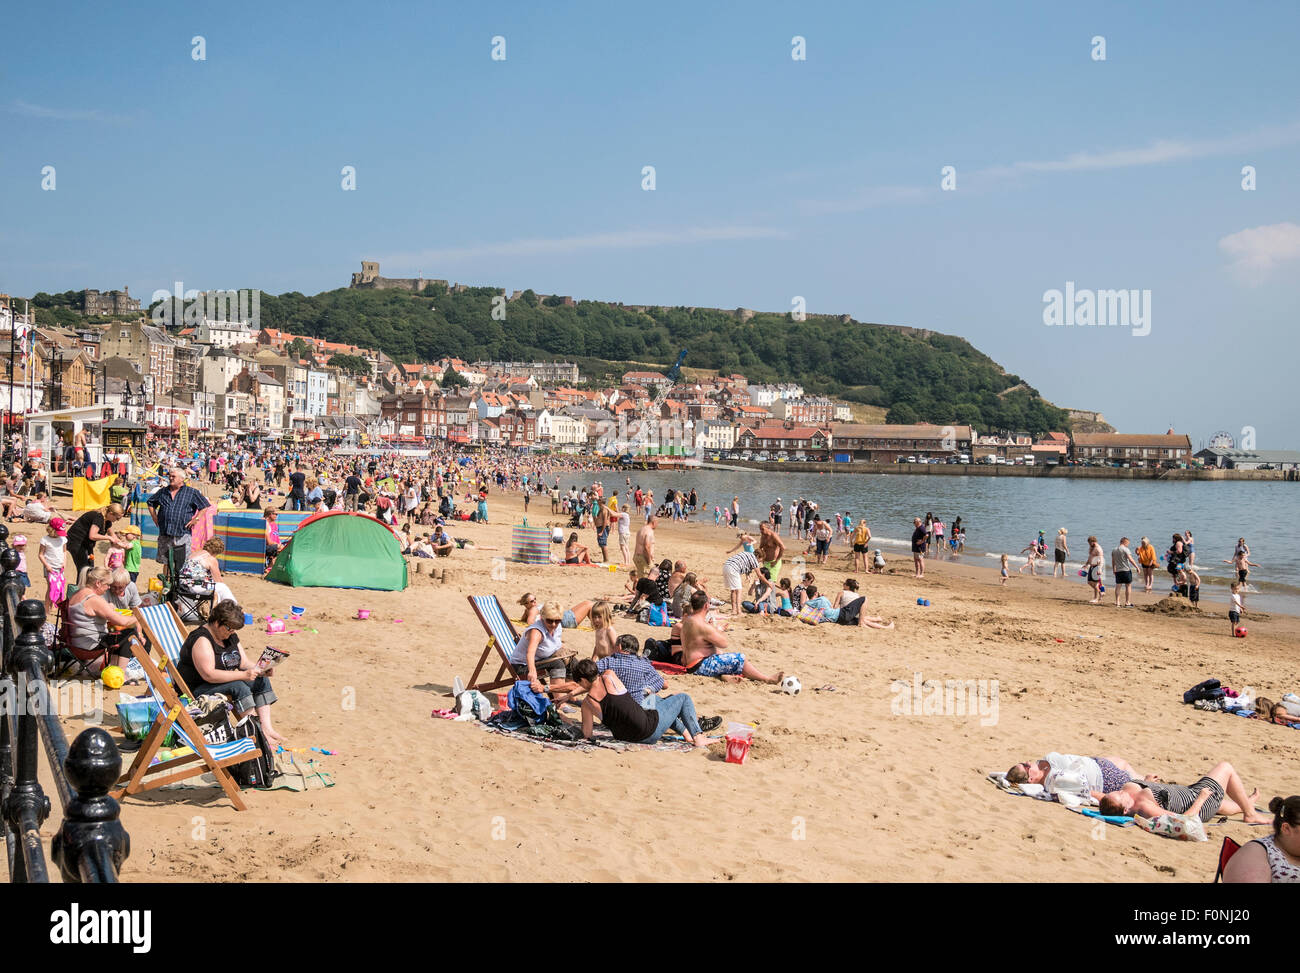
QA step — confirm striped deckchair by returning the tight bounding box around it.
[133,602,196,697]
[465,594,522,693]
[113,601,261,811]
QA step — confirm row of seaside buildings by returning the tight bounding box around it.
[0,305,1291,469]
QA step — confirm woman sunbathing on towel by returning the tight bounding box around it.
[1006,753,1146,796]
[1097,762,1271,824]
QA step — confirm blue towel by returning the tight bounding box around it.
[1080,808,1136,827]
[508,679,552,716]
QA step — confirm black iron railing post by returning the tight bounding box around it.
[3,578,51,882]
[0,523,13,665]
[0,523,13,878]
[0,524,128,883]
[52,727,128,883]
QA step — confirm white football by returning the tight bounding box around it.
[781,676,801,696]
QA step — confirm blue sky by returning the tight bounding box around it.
[2,0,1297,445]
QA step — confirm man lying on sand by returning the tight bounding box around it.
[1098,762,1271,824]
[678,590,783,684]
[1006,753,1147,799]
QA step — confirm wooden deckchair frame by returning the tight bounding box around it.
[135,601,196,699]
[112,609,261,811]
[465,594,520,693]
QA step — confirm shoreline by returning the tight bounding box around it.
[702,460,1300,481]
[682,515,1299,620]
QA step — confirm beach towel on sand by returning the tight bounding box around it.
[986,771,1096,808]
[477,720,706,754]
[651,661,691,675]
[262,758,335,791]
[1074,807,1135,827]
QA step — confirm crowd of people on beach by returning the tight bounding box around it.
[4,429,1290,879]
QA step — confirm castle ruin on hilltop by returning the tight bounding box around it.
[350,261,445,293]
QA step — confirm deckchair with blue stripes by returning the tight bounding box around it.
[465,594,522,693]
[130,602,196,698]
[112,601,262,811]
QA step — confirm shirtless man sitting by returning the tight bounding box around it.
[1098,762,1271,824]
[679,590,782,685]
[666,560,688,597]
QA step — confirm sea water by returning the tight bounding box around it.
[579,471,1300,615]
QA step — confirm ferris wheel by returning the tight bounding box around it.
[1208,431,1235,449]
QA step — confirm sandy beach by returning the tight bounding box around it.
[46,489,1300,883]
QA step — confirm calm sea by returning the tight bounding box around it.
[570,469,1300,615]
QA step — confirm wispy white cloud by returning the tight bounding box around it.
[799,121,1300,215]
[799,184,932,216]
[381,225,789,265]
[7,99,135,124]
[976,122,1300,179]
[1218,221,1300,284]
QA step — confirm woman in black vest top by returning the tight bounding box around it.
[570,658,710,749]
[177,599,284,745]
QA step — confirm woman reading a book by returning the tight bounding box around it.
[176,599,285,746]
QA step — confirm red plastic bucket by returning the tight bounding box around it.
[724,722,754,764]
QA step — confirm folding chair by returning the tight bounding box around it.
[113,602,261,811]
[1214,836,1241,883]
[465,594,523,693]
[168,583,214,626]
[131,601,196,697]
[51,591,124,679]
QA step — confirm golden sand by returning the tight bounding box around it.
[49,491,1298,882]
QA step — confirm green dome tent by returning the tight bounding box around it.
[266,511,408,591]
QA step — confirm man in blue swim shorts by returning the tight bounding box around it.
[679,590,783,685]
[693,652,747,677]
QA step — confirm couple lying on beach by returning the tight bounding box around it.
[1006,752,1271,824]
[1007,754,1300,882]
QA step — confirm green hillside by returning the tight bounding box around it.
[237,285,1068,433]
